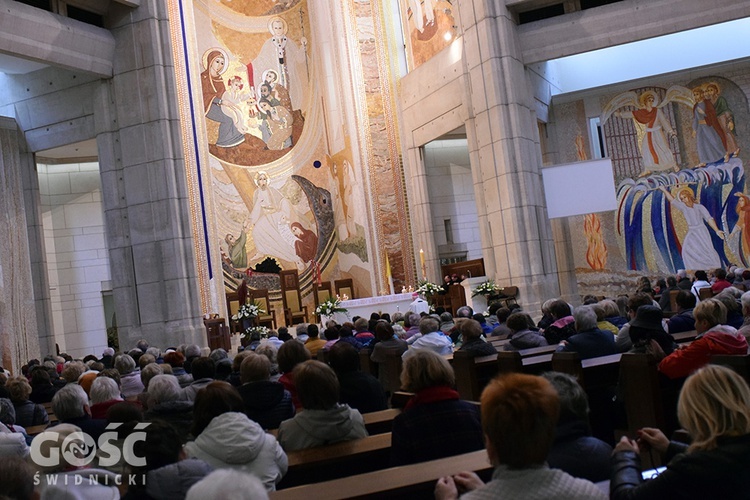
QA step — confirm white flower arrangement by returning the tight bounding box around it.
[416,279,442,297]
[241,325,269,339]
[315,296,348,316]
[233,301,266,321]
[472,279,501,297]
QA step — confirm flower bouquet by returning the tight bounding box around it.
[233,301,266,321]
[315,296,348,317]
[241,325,269,340]
[416,279,442,297]
[472,280,501,297]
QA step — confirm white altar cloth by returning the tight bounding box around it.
[322,292,418,325]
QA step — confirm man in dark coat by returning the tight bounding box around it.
[557,306,618,360]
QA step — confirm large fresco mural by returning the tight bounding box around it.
[172,0,378,306]
[558,73,749,296]
[400,0,457,69]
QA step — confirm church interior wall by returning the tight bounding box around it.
[423,138,482,262]
[3,0,750,360]
[38,161,110,359]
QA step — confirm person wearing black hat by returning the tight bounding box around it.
[628,305,676,358]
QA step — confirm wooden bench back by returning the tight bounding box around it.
[711,353,750,384]
[271,449,492,500]
[278,433,392,489]
[620,353,666,433]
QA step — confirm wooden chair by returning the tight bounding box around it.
[313,281,333,321]
[248,288,277,330]
[500,286,519,307]
[225,292,242,334]
[334,278,355,299]
[280,270,309,326]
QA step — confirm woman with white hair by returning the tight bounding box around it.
[144,375,193,441]
[52,384,107,441]
[0,399,28,457]
[89,376,123,419]
[611,364,750,498]
[115,354,144,398]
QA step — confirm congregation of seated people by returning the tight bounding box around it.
[1,266,749,499]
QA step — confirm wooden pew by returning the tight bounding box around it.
[271,449,492,500]
[25,424,49,437]
[451,349,556,401]
[42,402,59,424]
[277,433,392,489]
[359,348,377,378]
[389,391,414,409]
[671,330,698,343]
[452,351,498,401]
[550,352,622,391]
[361,408,401,435]
[618,352,665,466]
[268,409,401,438]
[710,353,750,384]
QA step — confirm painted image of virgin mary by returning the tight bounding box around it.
[201,49,245,148]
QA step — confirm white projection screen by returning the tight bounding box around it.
[541,158,617,219]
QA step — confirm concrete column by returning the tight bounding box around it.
[457,0,560,312]
[97,0,204,349]
[19,142,56,357]
[0,118,42,371]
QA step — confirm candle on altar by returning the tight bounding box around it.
[419,248,425,267]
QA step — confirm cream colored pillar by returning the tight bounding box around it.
[457,0,560,312]
[0,118,42,372]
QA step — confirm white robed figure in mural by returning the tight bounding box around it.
[253,16,309,114]
[659,185,724,270]
[248,171,303,267]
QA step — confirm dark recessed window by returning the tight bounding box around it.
[580,0,623,9]
[66,5,104,27]
[518,4,565,24]
[15,0,53,12]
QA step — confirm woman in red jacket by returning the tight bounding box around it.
[659,298,747,379]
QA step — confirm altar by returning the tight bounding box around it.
[322,292,418,325]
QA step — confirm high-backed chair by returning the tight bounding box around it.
[500,286,519,307]
[280,270,309,326]
[313,281,333,321]
[247,288,277,330]
[225,292,242,334]
[334,278,355,299]
[313,281,333,308]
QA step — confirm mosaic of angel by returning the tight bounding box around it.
[601,87,695,177]
[616,162,745,273]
